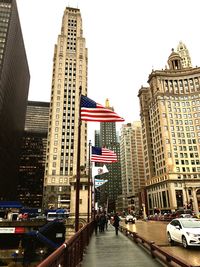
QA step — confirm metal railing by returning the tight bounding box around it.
[37,221,94,267]
[120,226,194,267]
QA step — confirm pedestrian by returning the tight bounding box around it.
[105,214,108,230]
[94,213,100,235]
[113,213,120,235]
[99,213,106,232]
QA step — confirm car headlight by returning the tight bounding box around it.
[186,232,200,237]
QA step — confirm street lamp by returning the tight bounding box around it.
[12,249,19,266]
[39,249,44,262]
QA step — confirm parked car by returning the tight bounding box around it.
[179,214,193,218]
[125,214,136,224]
[166,218,200,248]
[175,209,193,218]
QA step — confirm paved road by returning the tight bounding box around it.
[124,220,200,266]
[81,223,162,267]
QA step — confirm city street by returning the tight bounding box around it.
[123,220,200,266]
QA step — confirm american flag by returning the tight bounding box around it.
[80,95,124,122]
[91,146,117,163]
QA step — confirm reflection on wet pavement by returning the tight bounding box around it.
[122,220,200,266]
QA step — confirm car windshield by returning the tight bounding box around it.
[181,219,200,228]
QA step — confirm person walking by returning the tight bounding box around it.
[105,214,109,230]
[94,213,100,235]
[99,213,106,232]
[113,213,120,235]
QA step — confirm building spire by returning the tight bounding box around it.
[176,41,192,68]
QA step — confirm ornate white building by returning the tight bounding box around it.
[138,49,200,214]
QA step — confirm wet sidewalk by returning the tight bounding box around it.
[81,223,162,267]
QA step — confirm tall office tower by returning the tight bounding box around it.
[43,7,88,209]
[176,41,192,68]
[138,49,200,215]
[120,122,145,212]
[99,99,122,212]
[0,0,30,200]
[94,130,100,147]
[17,101,49,208]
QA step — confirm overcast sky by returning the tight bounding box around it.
[16,0,200,137]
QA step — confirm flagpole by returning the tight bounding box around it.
[87,140,91,222]
[92,178,95,220]
[75,86,82,232]
[91,162,95,220]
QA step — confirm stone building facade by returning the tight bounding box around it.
[138,48,200,214]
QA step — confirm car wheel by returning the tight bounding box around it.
[167,232,175,245]
[182,236,188,248]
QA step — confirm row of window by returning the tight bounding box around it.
[176,166,200,172]
[0,12,10,18]
[175,159,200,165]
[158,94,200,101]
[48,177,68,184]
[166,138,196,144]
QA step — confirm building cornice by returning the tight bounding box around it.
[148,66,200,83]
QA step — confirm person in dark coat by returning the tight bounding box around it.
[113,213,120,235]
[99,213,106,232]
[94,213,100,235]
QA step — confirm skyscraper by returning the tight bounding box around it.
[99,99,122,212]
[138,48,200,214]
[177,41,192,68]
[18,101,49,208]
[0,0,30,200]
[43,7,88,209]
[120,122,145,212]
[94,130,100,147]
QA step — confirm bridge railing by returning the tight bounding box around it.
[120,226,194,267]
[37,221,94,267]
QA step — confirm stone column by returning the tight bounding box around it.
[192,188,199,214]
[182,186,188,208]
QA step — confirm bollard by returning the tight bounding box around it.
[150,241,155,258]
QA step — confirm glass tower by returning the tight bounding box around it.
[0,0,30,200]
[18,101,49,208]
